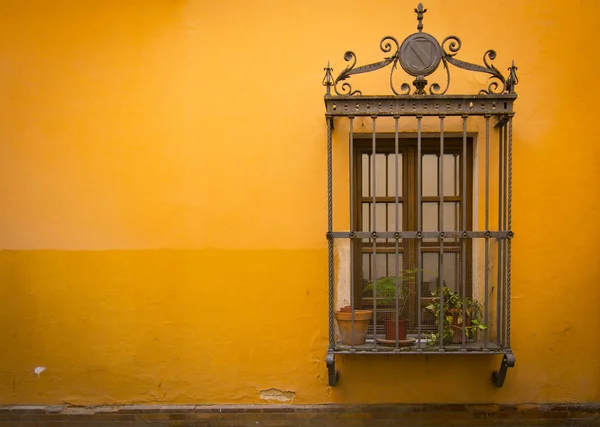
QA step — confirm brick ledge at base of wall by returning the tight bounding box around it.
[0,403,599,426]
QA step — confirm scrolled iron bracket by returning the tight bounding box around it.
[491,353,516,387]
[324,3,518,97]
[326,351,338,386]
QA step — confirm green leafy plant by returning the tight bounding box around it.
[363,269,418,312]
[424,285,487,345]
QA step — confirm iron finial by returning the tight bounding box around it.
[322,61,333,95]
[506,60,519,94]
[415,3,427,32]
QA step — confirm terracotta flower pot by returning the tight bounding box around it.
[335,308,373,345]
[384,318,408,341]
[449,310,471,343]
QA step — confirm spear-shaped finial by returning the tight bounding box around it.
[415,3,427,32]
[322,61,333,95]
[506,60,519,94]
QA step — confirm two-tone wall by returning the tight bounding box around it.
[0,0,599,405]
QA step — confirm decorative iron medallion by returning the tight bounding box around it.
[325,2,518,96]
[400,33,441,77]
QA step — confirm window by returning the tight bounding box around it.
[353,135,473,334]
[322,2,518,387]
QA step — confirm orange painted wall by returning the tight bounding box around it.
[0,0,599,404]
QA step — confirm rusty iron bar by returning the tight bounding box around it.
[327,117,334,350]
[416,115,423,349]
[371,116,378,350]
[394,116,400,350]
[438,116,445,351]
[461,115,468,349]
[349,117,355,349]
[484,115,490,349]
[497,123,503,347]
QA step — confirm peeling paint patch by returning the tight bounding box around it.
[259,388,295,402]
[34,367,46,378]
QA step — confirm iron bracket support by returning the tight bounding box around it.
[491,353,515,387]
[326,351,338,386]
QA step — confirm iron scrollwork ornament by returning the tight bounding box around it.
[327,3,518,96]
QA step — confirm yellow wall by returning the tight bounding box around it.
[0,0,599,404]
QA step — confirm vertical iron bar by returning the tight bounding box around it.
[438,116,445,351]
[368,152,372,283]
[349,117,355,349]
[327,116,334,350]
[417,116,423,348]
[502,121,508,347]
[371,116,377,349]
[394,117,400,349]
[507,117,513,348]
[484,115,490,349]
[461,116,467,348]
[385,155,389,278]
[497,123,503,347]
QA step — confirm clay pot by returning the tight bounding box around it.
[449,310,471,343]
[384,318,408,341]
[335,308,373,345]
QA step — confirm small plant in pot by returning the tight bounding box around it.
[424,285,487,345]
[364,269,417,341]
[335,306,373,346]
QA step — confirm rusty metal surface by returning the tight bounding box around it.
[325,95,516,117]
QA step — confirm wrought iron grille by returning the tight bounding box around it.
[323,4,517,386]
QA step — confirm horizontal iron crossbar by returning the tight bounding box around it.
[332,349,510,355]
[329,231,512,239]
[325,95,516,117]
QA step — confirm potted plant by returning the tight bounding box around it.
[364,269,417,341]
[335,306,373,346]
[424,286,487,345]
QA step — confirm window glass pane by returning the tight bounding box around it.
[387,203,403,231]
[422,253,440,295]
[422,154,438,196]
[422,202,438,242]
[443,252,459,292]
[443,154,458,196]
[374,252,387,280]
[362,203,370,231]
[362,154,370,197]
[371,154,387,197]
[387,153,403,197]
[387,253,403,279]
[443,202,458,242]
[442,202,456,231]
[374,202,387,231]
[362,253,370,285]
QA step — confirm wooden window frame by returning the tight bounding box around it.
[352,135,474,332]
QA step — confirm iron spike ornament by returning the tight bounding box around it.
[415,3,426,32]
[327,3,518,97]
[322,61,333,96]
